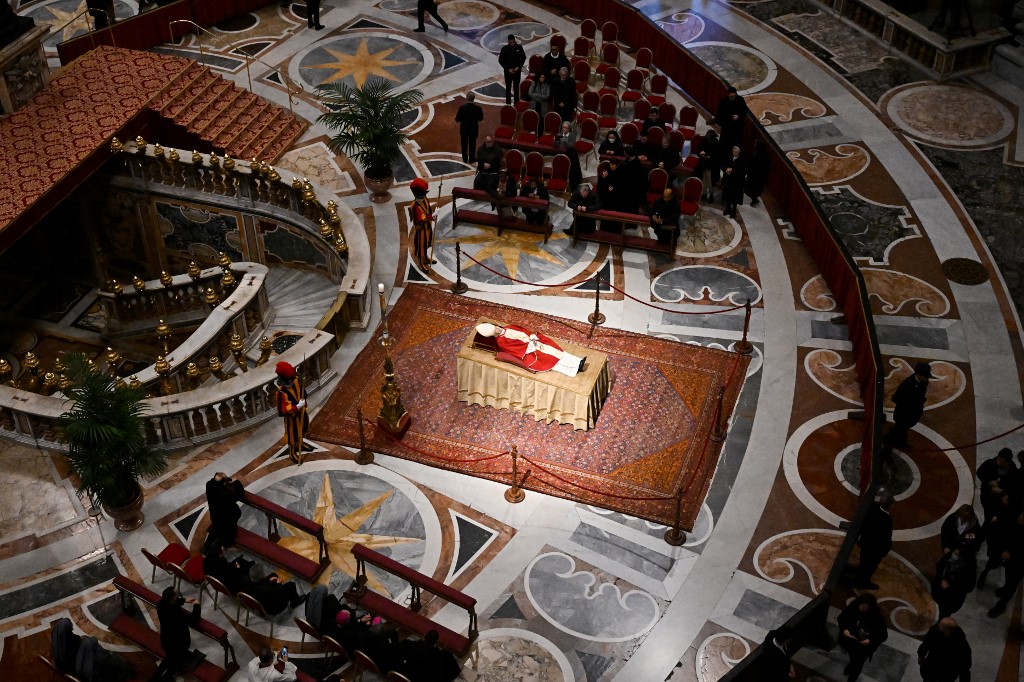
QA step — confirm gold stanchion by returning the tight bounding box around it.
[354,407,374,465]
[376,284,411,437]
[663,491,687,546]
[709,386,728,442]
[504,445,526,503]
[450,242,468,295]
[734,298,753,355]
[588,275,605,325]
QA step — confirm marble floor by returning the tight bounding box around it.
[6,0,1024,680]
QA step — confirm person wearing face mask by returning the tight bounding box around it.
[275,361,309,465]
[598,130,624,158]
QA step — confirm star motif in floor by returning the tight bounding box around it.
[276,473,421,595]
[438,227,569,280]
[44,1,93,41]
[306,39,418,88]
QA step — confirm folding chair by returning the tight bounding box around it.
[516,109,540,143]
[141,543,190,584]
[647,73,668,107]
[494,105,517,139]
[597,67,620,99]
[538,111,562,147]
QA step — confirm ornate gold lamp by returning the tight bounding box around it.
[375,283,410,437]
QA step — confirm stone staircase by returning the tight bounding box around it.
[148,62,306,163]
[265,267,340,334]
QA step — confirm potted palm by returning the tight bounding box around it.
[56,353,168,531]
[316,77,424,203]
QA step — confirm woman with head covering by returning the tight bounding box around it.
[598,130,624,158]
[51,617,81,673]
[76,635,136,682]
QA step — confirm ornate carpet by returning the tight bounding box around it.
[309,286,749,528]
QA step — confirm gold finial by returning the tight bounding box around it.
[0,358,12,386]
[105,347,122,374]
[41,372,58,395]
[220,268,236,290]
[107,279,123,295]
[185,361,201,389]
[267,167,281,183]
[169,149,180,163]
[217,251,232,269]
[128,375,141,389]
[192,150,203,165]
[132,275,146,292]
[110,137,123,153]
[208,153,220,168]
[229,333,249,372]
[58,373,71,391]
[291,177,303,190]
[303,184,316,203]
[112,376,127,390]
[54,355,66,374]
[135,136,146,154]
[335,231,348,255]
[159,270,173,288]
[155,356,171,376]
[23,352,39,372]
[255,335,273,367]
[327,200,340,225]
[155,320,172,355]
[204,286,219,307]
[319,218,333,239]
[223,155,235,171]
[209,356,222,371]
[153,143,165,158]
[260,161,271,176]
[187,261,202,280]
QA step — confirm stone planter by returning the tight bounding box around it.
[103,482,145,531]
[365,173,394,204]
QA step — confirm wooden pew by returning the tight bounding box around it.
[570,207,677,254]
[235,490,329,582]
[345,544,478,657]
[452,187,552,243]
[109,576,237,682]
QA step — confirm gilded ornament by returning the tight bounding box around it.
[110,137,123,153]
[255,336,273,367]
[105,347,122,373]
[187,261,202,280]
[335,231,348,255]
[112,376,127,390]
[208,153,220,168]
[0,358,12,385]
[217,251,232,269]
[268,167,281,183]
[135,136,147,154]
[153,143,165,158]
[223,155,236,171]
[319,218,334,239]
[169,149,180,163]
[128,375,141,389]
[42,372,58,395]
[229,333,248,372]
[204,286,219,306]
[291,177,303,190]
[107,279,123,295]
[22,352,39,372]
[155,356,171,376]
[192,150,203,165]
[132,275,146,292]
[58,374,71,391]
[221,268,236,290]
[155,320,172,355]
[159,270,173,288]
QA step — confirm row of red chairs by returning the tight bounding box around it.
[595,161,705,222]
[502,150,572,196]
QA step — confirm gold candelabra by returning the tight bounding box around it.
[375,283,410,437]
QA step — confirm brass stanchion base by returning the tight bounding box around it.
[355,448,375,465]
[450,281,468,295]
[377,413,411,438]
[664,528,687,546]
[504,487,525,503]
[709,429,727,443]
[588,312,606,325]
[734,340,753,355]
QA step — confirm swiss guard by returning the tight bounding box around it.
[275,361,310,464]
[409,178,436,273]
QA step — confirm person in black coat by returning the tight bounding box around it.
[205,472,244,547]
[940,505,983,557]
[498,35,526,104]
[759,626,795,680]
[247,574,306,616]
[454,93,484,164]
[884,362,931,454]
[542,45,570,79]
[715,86,748,152]
[620,146,646,213]
[656,136,680,172]
[836,593,887,682]
[745,139,770,206]
[568,184,601,233]
[977,488,1014,589]
[855,491,893,589]
[201,538,254,594]
[393,630,461,682]
[932,546,975,618]
[977,447,1017,488]
[597,159,625,232]
[414,0,448,32]
[306,0,323,30]
[153,587,200,680]
[648,188,680,245]
[720,145,745,218]
[551,67,577,124]
[695,128,721,202]
[917,618,971,681]
[986,509,1024,617]
[598,130,624,158]
[521,178,549,225]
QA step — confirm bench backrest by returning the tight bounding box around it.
[453,187,549,212]
[112,576,228,645]
[576,208,650,227]
[242,491,323,538]
[353,544,476,612]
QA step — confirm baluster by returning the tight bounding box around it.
[191,408,208,436]
[217,401,235,427]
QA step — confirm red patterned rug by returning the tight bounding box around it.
[309,286,748,528]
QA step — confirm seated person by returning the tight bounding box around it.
[393,630,461,682]
[495,169,519,218]
[205,472,244,548]
[202,538,255,594]
[304,584,343,635]
[641,110,661,135]
[597,130,624,157]
[657,136,679,171]
[554,121,576,152]
[648,188,680,245]
[246,574,306,615]
[51,617,81,674]
[567,183,601,233]
[247,646,298,682]
[520,177,549,225]
[76,635,136,682]
[475,322,586,377]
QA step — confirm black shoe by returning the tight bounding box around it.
[413,27,425,32]
[290,593,308,609]
[430,259,437,264]
[308,23,314,28]
[315,24,325,30]
[443,23,449,33]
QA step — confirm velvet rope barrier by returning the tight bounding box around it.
[519,454,677,501]
[360,417,510,464]
[605,281,745,315]
[902,421,1024,454]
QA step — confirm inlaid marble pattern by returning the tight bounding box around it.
[772,10,895,73]
[687,42,775,93]
[884,84,1014,147]
[0,444,79,541]
[811,185,918,264]
[786,144,870,185]
[746,92,827,125]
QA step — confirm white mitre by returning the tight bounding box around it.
[475,323,500,337]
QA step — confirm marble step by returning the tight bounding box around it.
[265,267,338,331]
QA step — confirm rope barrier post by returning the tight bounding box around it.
[588,275,606,326]
[734,298,753,355]
[709,386,728,442]
[354,408,374,465]
[663,491,687,546]
[505,444,526,503]
[450,242,468,295]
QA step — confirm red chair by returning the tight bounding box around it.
[573,60,591,92]
[635,47,654,78]
[295,616,322,646]
[597,93,619,130]
[601,21,619,48]
[551,35,567,53]
[517,110,540,143]
[647,74,668,107]
[575,117,599,160]
[577,90,600,123]
[504,148,525,181]
[571,36,591,68]
[678,105,698,132]
[547,154,571,198]
[515,79,533,114]
[680,134,704,174]
[658,102,677,129]
[237,591,276,639]
[538,111,562,146]
[528,53,544,77]
[669,129,685,154]
[141,543,190,584]
[621,69,645,105]
[679,176,703,221]
[580,18,598,45]
[495,105,517,139]
[524,151,545,182]
[595,42,620,79]
[647,126,664,149]
[168,555,206,602]
[646,168,669,206]
[353,650,382,681]
[619,121,639,148]
[632,99,652,126]
[598,67,620,99]
[204,575,237,617]
[322,634,349,663]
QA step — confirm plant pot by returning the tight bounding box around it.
[102,483,145,531]
[365,174,394,203]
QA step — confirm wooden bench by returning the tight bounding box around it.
[109,577,235,682]
[570,208,677,254]
[235,490,329,582]
[452,186,552,243]
[344,543,478,657]
[494,137,560,156]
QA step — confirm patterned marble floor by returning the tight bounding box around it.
[6,0,1024,680]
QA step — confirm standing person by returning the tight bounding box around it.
[836,593,887,682]
[985,509,1024,617]
[409,178,435,272]
[977,488,1014,589]
[855,490,893,589]
[715,86,748,152]
[455,93,484,164]
[528,72,550,118]
[745,139,770,206]
[759,626,795,680]
[597,158,624,232]
[306,0,323,30]
[932,546,975,618]
[695,128,721,201]
[247,647,298,682]
[414,0,448,33]
[721,145,745,218]
[498,35,526,105]
[884,361,931,455]
[475,135,503,194]
[153,587,200,681]
[940,505,983,557]
[542,43,570,79]
[205,472,244,548]
[648,188,680,245]
[551,66,577,124]
[917,618,972,682]
[275,361,309,465]
[976,447,1017,487]
[51,618,82,674]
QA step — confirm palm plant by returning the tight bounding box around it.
[56,353,167,510]
[316,77,423,180]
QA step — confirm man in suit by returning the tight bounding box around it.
[498,35,526,105]
[856,490,894,589]
[205,472,244,547]
[306,0,323,30]
[153,587,200,680]
[648,188,680,245]
[415,0,448,33]
[454,93,484,164]
[551,67,577,124]
[721,145,746,219]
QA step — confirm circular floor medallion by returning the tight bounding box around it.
[886,84,1013,146]
[941,257,989,286]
